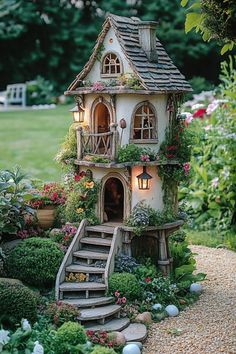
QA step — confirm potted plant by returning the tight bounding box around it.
[29,183,66,229]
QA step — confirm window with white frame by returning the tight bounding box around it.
[131,102,157,142]
[102,53,121,76]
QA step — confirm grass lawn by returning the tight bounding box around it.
[186,229,236,250]
[0,105,71,181]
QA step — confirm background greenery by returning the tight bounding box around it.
[0,0,222,94]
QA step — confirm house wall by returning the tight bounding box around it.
[82,93,168,152]
[85,27,133,83]
[78,165,164,221]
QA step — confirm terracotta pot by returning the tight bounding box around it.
[36,206,56,229]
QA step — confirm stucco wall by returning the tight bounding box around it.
[131,165,163,210]
[85,27,133,83]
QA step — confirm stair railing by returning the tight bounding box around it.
[55,219,88,300]
[104,226,123,288]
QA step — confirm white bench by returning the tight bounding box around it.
[4,83,26,108]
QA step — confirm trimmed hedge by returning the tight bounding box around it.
[108,272,142,300]
[5,237,64,287]
[54,321,87,354]
[0,281,37,326]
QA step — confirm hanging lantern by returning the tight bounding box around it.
[136,166,152,190]
[70,104,85,123]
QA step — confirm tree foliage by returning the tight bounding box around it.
[0,0,220,93]
[181,0,236,54]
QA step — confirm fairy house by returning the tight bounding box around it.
[65,14,191,225]
[55,15,191,333]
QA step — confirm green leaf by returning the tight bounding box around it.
[221,43,231,55]
[181,0,189,7]
[175,263,195,277]
[185,12,202,33]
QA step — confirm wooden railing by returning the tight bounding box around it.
[55,219,88,300]
[76,123,119,161]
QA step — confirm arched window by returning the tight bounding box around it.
[131,102,157,142]
[102,53,122,76]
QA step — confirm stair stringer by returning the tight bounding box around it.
[104,226,123,288]
[55,219,88,300]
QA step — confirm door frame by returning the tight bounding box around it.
[98,172,131,223]
[91,96,114,134]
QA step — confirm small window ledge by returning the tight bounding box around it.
[129,138,158,144]
[100,73,121,78]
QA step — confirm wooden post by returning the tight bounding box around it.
[157,229,171,275]
[110,123,119,161]
[76,126,83,160]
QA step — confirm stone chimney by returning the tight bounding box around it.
[138,21,158,62]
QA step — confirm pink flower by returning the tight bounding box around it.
[121,297,127,304]
[183,162,190,176]
[140,154,150,162]
[92,81,105,91]
[114,290,120,297]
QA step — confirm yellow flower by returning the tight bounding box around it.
[84,181,94,189]
[76,208,84,214]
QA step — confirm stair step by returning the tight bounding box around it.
[73,250,108,260]
[78,304,121,321]
[85,317,130,332]
[121,323,147,343]
[59,282,106,292]
[80,237,112,247]
[66,264,105,273]
[86,225,114,234]
[61,297,114,308]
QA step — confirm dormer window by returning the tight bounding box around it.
[101,52,122,76]
[130,101,158,143]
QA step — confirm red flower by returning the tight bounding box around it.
[193,108,206,118]
[166,153,175,159]
[144,277,152,283]
[74,174,82,182]
[167,145,177,151]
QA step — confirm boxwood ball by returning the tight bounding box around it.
[190,283,203,293]
[165,305,179,317]
[122,344,141,354]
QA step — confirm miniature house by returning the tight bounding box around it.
[65,14,191,225]
[55,15,192,325]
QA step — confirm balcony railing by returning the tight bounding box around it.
[76,123,119,161]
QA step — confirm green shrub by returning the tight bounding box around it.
[91,346,117,354]
[54,321,87,354]
[108,272,142,300]
[117,144,143,163]
[0,281,37,326]
[5,237,64,287]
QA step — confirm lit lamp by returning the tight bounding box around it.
[70,104,85,123]
[136,166,153,190]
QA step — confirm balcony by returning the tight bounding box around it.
[76,123,119,161]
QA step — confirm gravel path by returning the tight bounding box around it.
[143,245,236,354]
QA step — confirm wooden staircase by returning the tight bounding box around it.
[55,220,130,331]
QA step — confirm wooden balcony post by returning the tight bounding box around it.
[110,123,119,161]
[76,126,83,160]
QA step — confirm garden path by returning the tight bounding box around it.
[143,245,236,354]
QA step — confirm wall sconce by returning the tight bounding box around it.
[70,104,85,123]
[136,166,153,190]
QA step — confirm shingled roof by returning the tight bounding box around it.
[67,14,192,94]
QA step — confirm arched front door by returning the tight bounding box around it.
[103,177,124,222]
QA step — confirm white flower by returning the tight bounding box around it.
[191,103,204,110]
[211,177,219,188]
[22,319,32,332]
[181,111,193,125]
[0,329,10,347]
[32,341,44,354]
